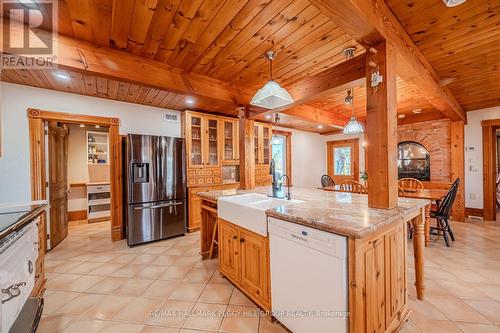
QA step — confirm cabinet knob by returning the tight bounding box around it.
[240,238,245,243]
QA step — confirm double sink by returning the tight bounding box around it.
[218,193,304,236]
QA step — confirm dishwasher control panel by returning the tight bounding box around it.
[268,217,347,259]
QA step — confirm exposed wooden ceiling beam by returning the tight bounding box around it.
[250,54,366,125]
[283,105,348,129]
[397,112,446,126]
[1,20,253,107]
[308,0,466,122]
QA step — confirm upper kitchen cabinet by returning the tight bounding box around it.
[254,123,272,166]
[220,117,239,164]
[254,123,272,186]
[185,111,221,169]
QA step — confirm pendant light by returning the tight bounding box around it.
[342,47,364,135]
[250,51,294,109]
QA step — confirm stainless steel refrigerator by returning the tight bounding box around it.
[125,134,186,246]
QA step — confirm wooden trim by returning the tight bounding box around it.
[28,109,124,241]
[450,121,465,222]
[465,207,484,218]
[482,119,499,221]
[272,129,292,186]
[68,210,87,221]
[88,216,110,224]
[326,138,360,182]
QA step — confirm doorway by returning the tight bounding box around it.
[28,109,123,244]
[271,130,292,185]
[482,119,500,221]
[327,139,360,184]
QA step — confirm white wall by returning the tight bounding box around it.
[0,82,182,203]
[464,106,500,209]
[274,127,327,189]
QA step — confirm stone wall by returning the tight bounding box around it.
[397,119,451,182]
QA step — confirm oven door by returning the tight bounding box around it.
[127,199,186,246]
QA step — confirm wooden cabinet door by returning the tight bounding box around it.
[262,124,271,165]
[254,124,261,165]
[221,118,238,163]
[239,229,270,305]
[188,188,203,231]
[205,116,220,167]
[219,220,240,281]
[187,112,204,168]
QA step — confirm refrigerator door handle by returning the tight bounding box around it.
[134,202,183,210]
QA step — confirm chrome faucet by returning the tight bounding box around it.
[280,174,291,200]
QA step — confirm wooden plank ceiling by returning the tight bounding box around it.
[385,0,500,111]
[1,0,498,132]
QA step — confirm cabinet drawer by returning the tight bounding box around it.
[87,184,110,193]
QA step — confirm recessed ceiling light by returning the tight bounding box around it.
[80,124,85,128]
[95,125,100,129]
[53,72,70,81]
[442,0,466,7]
[412,108,423,114]
[185,97,195,105]
[265,114,272,119]
[398,114,406,119]
[317,125,324,129]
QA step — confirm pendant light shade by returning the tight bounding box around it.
[250,51,294,109]
[341,47,364,135]
[343,116,364,134]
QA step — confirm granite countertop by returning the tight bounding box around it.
[198,186,429,238]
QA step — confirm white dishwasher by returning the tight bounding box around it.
[268,217,348,333]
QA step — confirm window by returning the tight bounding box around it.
[334,147,352,176]
[271,130,291,185]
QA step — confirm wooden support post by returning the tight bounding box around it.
[450,121,465,222]
[239,106,256,189]
[366,41,398,209]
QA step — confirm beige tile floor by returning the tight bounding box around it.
[37,219,500,333]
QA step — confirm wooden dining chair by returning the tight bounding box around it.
[430,178,460,247]
[321,175,335,188]
[398,186,406,196]
[339,180,367,194]
[398,178,424,191]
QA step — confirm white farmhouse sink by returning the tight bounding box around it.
[218,193,303,236]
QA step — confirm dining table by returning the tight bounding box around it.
[321,185,448,247]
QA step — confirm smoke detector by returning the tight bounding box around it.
[442,0,466,7]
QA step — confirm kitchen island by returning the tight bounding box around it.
[198,186,428,333]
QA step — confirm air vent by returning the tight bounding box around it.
[163,111,180,123]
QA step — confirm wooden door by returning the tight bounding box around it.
[186,112,204,168]
[327,139,360,184]
[48,122,69,249]
[239,229,270,305]
[205,116,220,167]
[219,220,240,281]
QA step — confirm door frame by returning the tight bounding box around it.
[482,118,500,221]
[28,108,124,241]
[327,138,360,183]
[272,129,292,185]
